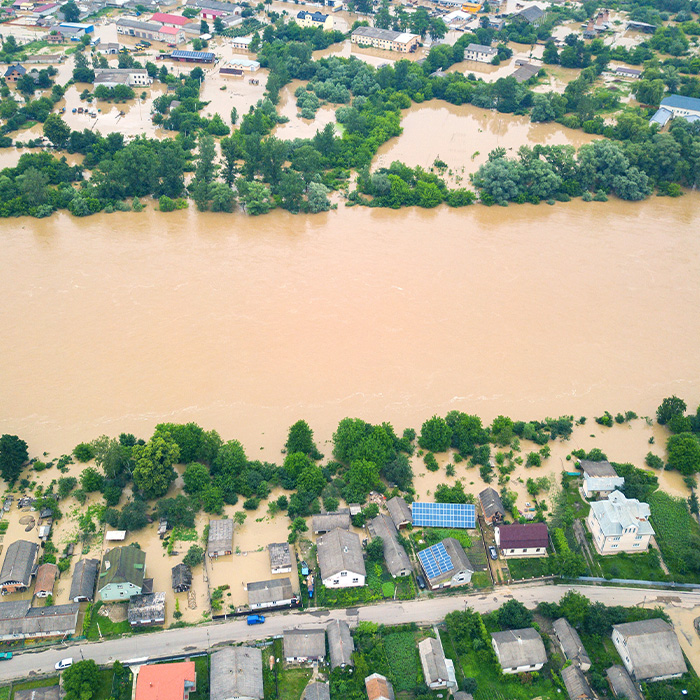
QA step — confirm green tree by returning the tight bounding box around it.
[0,434,28,484]
[17,167,49,205]
[132,433,180,499]
[43,114,71,148]
[241,181,272,215]
[183,462,211,494]
[296,465,327,497]
[61,0,80,22]
[307,181,331,212]
[419,415,452,452]
[183,544,204,567]
[657,396,687,425]
[667,433,700,475]
[62,660,100,700]
[497,599,533,629]
[80,467,104,493]
[366,536,384,562]
[286,420,321,459]
[291,145,323,186]
[210,182,236,213]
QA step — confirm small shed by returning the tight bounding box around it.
[127,591,166,626]
[312,511,351,534]
[69,558,99,602]
[268,543,292,574]
[34,563,57,598]
[302,683,330,700]
[327,619,354,669]
[561,664,594,700]
[208,519,234,558]
[386,497,411,529]
[171,563,192,592]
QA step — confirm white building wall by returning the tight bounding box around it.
[322,570,365,588]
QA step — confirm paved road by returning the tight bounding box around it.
[2,583,699,682]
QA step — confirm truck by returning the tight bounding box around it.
[0,652,12,661]
[246,614,265,625]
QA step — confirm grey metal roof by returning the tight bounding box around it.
[418,637,449,684]
[552,618,590,668]
[94,68,148,84]
[327,619,354,669]
[116,17,162,31]
[0,601,31,621]
[517,5,544,21]
[479,487,505,519]
[208,519,234,555]
[589,491,654,538]
[579,459,617,478]
[352,26,416,42]
[368,514,411,577]
[561,664,593,700]
[317,528,366,581]
[246,578,293,606]
[661,94,700,112]
[312,511,350,533]
[465,43,496,54]
[0,540,39,587]
[612,619,687,680]
[186,0,240,11]
[127,592,165,625]
[0,603,79,639]
[283,628,326,659]
[386,497,411,528]
[268,543,292,570]
[211,646,264,700]
[302,683,330,700]
[606,665,643,700]
[69,559,100,601]
[491,628,547,669]
[511,64,539,83]
[650,107,673,127]
[365,674,394,700]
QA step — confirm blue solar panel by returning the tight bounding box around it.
[412,502,476,529]
[418,542,454,580]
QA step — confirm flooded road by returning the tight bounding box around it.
[0,197,699,466]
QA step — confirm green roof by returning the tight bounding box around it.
[99,546,146,588]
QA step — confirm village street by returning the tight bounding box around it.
[2,583,700,682]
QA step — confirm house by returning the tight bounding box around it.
[220,58,260,75]
[418,637,456,689]
[327,619,354,669]
[186,0,242,13]
[296,10,333,30]
[4,64,27,82]
[211,646,263,700]
[150,11,189,27]
[491,628,547,674]
[94,68,152,87]
[0,600,80,641]
[135,661,196,700]
[478,487,505,525]
[246,578,296,610]
[283,628,326,663]
[208,519,234,558]
[97,41,121,54]
[487,16,506,29]
[606,665,644,700]
[230,36,253,51]
[561,664,594,700]
[495,523,549,557]
[611,619,687,682]
[365,674,395,700]
[514,5,546,24]
[552,618,591,671]
[463,43,497,63]
[201,8,225,19]
[316,528,366,588]
[0,540,39,593]
[612,66,641,79]
[626,20,656,33]
[170,49,216,63]
[117,18,174,43]
[311,511,351,534]
[171,563,192,592]
[351,27,419,53]
[586,490,654,555]
[302,683,330,700]
[268,543,292,574]
[105,531,127,542]
[658,95,700,121]
[386,496,411,529]
[417,538,473,589]
[69,558,99,602]
[579,459,624,498]
[510,63,539,83]
[33,563,57,598]
[98,546,146,601]
[367,514,411,578]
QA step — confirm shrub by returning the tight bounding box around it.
[73,443,95,462]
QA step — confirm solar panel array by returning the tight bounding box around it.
[412,502,476,529]
[171,50,215,60]
[418,542,454,580]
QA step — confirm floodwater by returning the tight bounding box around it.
[373,101,599,177]
[1,194,699,473]
[273,80,338,140]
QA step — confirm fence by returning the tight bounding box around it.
[574,575,700,590]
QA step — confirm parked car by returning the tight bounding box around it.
[55,658,73,670]
[416,575,426,590]
[0,652,12,660]
[247,614,265,625]
[488,546,498,560]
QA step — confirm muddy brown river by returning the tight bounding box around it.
[1,195,698,462]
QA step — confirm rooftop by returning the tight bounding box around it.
[135,662,196,700]
[578,459,617,478]
[496,523,549,550]
[211,646,263,700]
[613,619,687,680]
[150,11,189,24]
[661,94,700,112]
[606,665,643,700]
[302,683,330,700]
[552,618,590,669]
[479,487,505,519]
[246,578,293,606]
[311,511,351,533]
[589,491,654,538]
[0,540,39,587]
[365,673,395,700]
[386,496,411,527]
[316,528,366,580]
[99,546,146,589]
[465,43,497,54]
[208,519,234,554]
[368,514,411,577]
[352,26,418,43]
[491,628,547,669]
[327,619,354,669]
[34,563,57,593]
[127,592,165,625]
[268,543,292,570]
[561,664,593,700]
[283,628,326,659]
[418,637,449,684]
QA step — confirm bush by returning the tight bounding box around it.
[424,452,439,472]
[73,443,95,462]
[159,195,177,212]
[183,544,204,567]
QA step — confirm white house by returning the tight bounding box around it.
[586,490,654,555]
[612,619,687,682]
[494,523,549,558]
[463,43,497,62]
[94,68,152,88]
[316,528,366,589]
[491,628,547,674]
[579,459,624,498]
[418,637,457,689]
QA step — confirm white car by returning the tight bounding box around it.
[55,658,73,671]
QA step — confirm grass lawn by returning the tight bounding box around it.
[277,668,312,700]
[580,632,622,671]
[507,556,551,580]
[595,550,667,581]
[95,669,115,700]
[10,678,58,700]
[0,688,8,700]
[86,603,131,641]
[189,656,210,700]
[471,572,491,589]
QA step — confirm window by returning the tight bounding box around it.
[633,543,640,547]
[352,578,359,583]
[611,544,618,549]
[613,536,621,541]
[635,535,643,540]
[340,571,347,577]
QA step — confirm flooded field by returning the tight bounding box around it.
[373,101,600,177]
[1,195,698,466]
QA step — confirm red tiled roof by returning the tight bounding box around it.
[151,12,189,25]
[135,662,196,700]
[497,523,549,549]
[159,26,181,34]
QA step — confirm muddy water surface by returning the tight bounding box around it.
[1,196,698,466]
